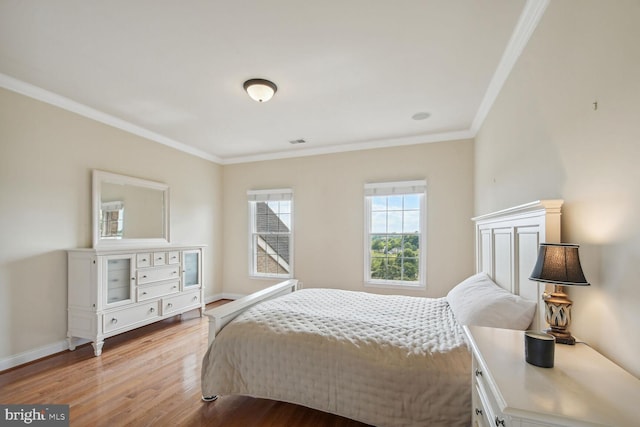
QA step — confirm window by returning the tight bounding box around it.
[364,180,426,288]
[99,201,124,239]
[248,189,293,278]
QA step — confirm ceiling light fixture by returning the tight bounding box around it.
[243,79,277,103]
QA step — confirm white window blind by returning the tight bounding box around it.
[247,188,293,202]
[364,180,426,196]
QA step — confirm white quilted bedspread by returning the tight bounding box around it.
[201,289,471,427]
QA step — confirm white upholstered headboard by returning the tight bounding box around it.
[472,200,563,331]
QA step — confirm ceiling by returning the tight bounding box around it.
[0,0,547,164]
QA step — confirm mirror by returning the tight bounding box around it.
[93,170,170,247]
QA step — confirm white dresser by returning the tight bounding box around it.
[464,325,639,427]
[67,245,205,356]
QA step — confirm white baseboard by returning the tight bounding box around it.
[221,292,245,300]
[205,292,244,303]
[1,294,246,372]
[0,339,80,372]
[205,294,222,304]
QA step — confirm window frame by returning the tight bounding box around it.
[247,188,294,279]
[363,180,427,289]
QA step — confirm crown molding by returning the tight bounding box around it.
[221,129,475,165]
[0,1,548,166]
[470,0,550,134]
[0,73,222,164]
[0,71,473,165]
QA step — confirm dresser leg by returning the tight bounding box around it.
[67,335,78,351]
[91,340,104,356]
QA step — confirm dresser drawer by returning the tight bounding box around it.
[103,302,159,333]
[138,280,180,301]
[167,251,180,265]
[152,251,166,266]
[162,291,201,315]
[473,382,495,427]
[136,253,152,268]
[473,357,509,427]
[137,265,180,284]
[472,381,489,427]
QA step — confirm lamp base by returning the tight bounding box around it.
[543,285,576,346]
[544,328,576,345]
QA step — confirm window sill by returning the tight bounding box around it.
[364,280,426,291]
[250,274,293,280]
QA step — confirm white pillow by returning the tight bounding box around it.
[446,272,536,330]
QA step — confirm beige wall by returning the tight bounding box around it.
[0,88,223,362]
[0,86,474,365]
[223,140,475,298]
[475,0,640,377]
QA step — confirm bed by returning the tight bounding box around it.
[201,200,563,426]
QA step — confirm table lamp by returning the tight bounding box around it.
[529,243,590,345]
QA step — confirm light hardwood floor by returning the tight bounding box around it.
[0,302,370,427]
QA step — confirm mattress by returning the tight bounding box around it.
[201,288,471,427]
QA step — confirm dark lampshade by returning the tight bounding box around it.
[529,243,590,286]
[529,243,589,345]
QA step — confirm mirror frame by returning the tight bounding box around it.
[92,170,170,248]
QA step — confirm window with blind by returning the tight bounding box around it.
[247,189,293,278]
[364,180,426,288]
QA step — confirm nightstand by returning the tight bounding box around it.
[464,325,639,427]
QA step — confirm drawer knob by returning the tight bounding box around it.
[142,291,147,295]
[475,368,483,377]
[150,307,155,313]
[167,303,173,308]
[111,318,118,324]
[142,275,148,278]
[495,416,505,426]
[475,408,483,416]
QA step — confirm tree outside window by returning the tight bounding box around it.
[364,181,426,288]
